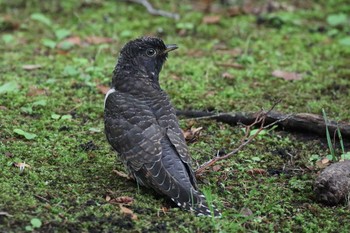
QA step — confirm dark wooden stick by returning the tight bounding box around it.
[176,110,350,138]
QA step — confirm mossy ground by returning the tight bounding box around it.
[1,0,350,232]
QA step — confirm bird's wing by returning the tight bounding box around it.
[154,94,197,187]
[155,94,192,165]
[104,90,163,171]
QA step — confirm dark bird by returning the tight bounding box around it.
[104,37,220,216]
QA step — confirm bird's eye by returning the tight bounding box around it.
[146,48,157,57]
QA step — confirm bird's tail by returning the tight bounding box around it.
[171,188,221,217]
[136,160,221,217]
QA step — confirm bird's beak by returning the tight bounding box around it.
[163,44,178,54]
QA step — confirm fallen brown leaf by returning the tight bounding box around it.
[247,168,267,176]
[315,158,330,169]
[177,28,188,37]
[112,170,132,180]
[202,15,221,24]
[191,0,215,12]
[85,36,114,45]
[22,64,42,70]
[58,36,82,48]
[212,165,222,172]
[183,127,203,142]
[97,85,110,95]
[27,86,48,96]
[119,205,137,220]
[170,74,182,81]
[0,106,8,111]
[1,15,20,31]
[227,6,242,17]
[13,162,31,172]
[272,70,302,81]
[5,152,13,158]
[321,158,330,164]
[13,162,31,168]
[222,72,234,80]
[110,196,134,205]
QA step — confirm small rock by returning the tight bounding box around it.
[314,160,350,205]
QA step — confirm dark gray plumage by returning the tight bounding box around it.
[314,160,350,205]
[104,37,220,216]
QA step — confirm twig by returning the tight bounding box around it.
[195,103,286,176]
[34,194,50,203]
[127,0,180,20]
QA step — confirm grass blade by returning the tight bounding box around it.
[322,109,335,161]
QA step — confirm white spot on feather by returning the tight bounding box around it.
[104,88,116,107]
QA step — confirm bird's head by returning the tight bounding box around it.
[113,37,178,88]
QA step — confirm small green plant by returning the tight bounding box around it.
[0,81,18,94]
[25,218,42,231]
[322,109,350,161]
[13,129,37,140]
[322,109,336,161]
[30,12,71,49]
[338,126,350,160]
[202,188,217,226]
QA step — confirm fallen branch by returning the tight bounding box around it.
[126,0,180,20]
[176,110,350,138]
[195,102,289,175]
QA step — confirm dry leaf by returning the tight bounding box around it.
[247,168,267,176]
[321,158,330,164]
[105,195,111,202]
[212,165,222,172]
[227,6,242,17]
[222,72,234,79]
[13,162,31,168]
[119,205,137,220]
[22,64,42,70]
[177,29,187,37]
[27,86,48,96]
[13,162,31,172]
[272,70,302,81]
[85,36,114,45]
[316,158,330,169]
[195,0,216,12]
[204,91,216,97]
[0,106,8,111]
[110,196,134,205]
[58,36,82,48]
[5,152,13,158]
[1,15,20,31]
[183,127,203,142]
[202,15,221,24]
[170,74,182,81]
[112,170,132,180]
[96,85,110,95]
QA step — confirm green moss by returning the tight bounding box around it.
[1,0,350,232]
